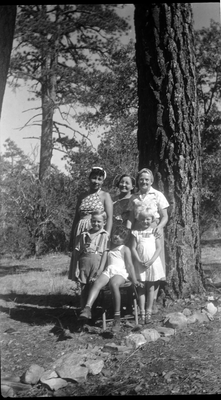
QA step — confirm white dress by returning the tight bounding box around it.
[132,228,165,282]
[102,245,129,281]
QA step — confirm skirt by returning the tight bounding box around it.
[68,215,92,281]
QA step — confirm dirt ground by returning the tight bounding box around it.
[1,238,221,396]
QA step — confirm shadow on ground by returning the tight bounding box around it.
[0,291,110,336]
[0,265,44,278]
[201,238,221,247]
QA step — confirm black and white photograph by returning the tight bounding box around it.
[1,3,221,397]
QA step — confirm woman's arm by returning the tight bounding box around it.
[125,196,135,229]
[103,192,113,235]
[153,208,168,236]
[68,196,81,251]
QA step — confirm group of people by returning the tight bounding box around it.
[68,166,169,331]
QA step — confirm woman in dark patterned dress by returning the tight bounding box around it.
[112,174,135,230]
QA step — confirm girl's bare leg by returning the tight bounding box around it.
[109,275,126,314]
[138,284,146,322]
[145,281,155,315]
[154,285,159,300]
[80,283,90,309]
[109,275,126,331]
[85,274,109,308]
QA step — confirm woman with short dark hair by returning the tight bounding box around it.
[112,173,135,229]
[68,167,113,283]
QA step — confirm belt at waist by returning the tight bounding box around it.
[80,213,91,219]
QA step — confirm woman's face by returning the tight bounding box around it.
[89,173,104,191]
[138,172,152,193]
[118,176,134,195]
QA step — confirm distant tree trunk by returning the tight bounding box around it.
[39,60,56,181]
[134,3,204,298]
[0,6,16,118]
[39,5,58,181]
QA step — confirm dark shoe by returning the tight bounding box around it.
[112,318,121,332]
[145,311,152,324]
[79,306,92,320]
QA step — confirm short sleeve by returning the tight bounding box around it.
[156,191,169,210]
[98,231,110,253]
[131,230,138,240]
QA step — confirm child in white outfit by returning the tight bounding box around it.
[79,225,142,331]
[131,208,165,324]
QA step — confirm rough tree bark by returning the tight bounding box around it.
[39,5,58,181]
[134,3,204,297]
[39,54,57,181]
[0,6,16,118]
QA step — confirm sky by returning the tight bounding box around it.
[1,3,220,171]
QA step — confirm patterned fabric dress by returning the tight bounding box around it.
[112,196,132,230]
[131,228,165,282]
[68,190,104,281]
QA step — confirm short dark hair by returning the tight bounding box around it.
[111,224,131,243]
[116,174,135,193]
[89,167,106,179]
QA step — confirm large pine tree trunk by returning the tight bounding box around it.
[0,6,16,118]
[134,3,204,297]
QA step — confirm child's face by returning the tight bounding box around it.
[138,213,153,229]
[91,215,104,232]
[118,176,133,195]
[111,232,125,246]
